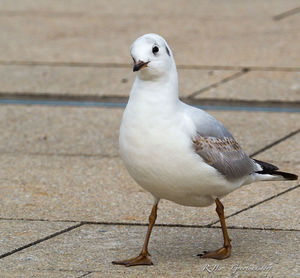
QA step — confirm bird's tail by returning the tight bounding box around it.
[253,159,298,181]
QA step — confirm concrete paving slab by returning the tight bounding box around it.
[0,224,298,277]
[0,220,76,255]
[1,105,299,157]
[1,271,88,278]
[0,65,132,97]
[0,1,299,67]
[222,186,300,230]
[179,69,239,97]
[0,105,122,157]
[0,65,238,98]
[1,0,297,15]
[254,132,300,163]
[196,71,300,102]
[0,153,298,227]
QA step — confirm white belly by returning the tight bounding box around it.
[119,107,239,207]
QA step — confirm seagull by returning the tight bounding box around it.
[112,33,298,267]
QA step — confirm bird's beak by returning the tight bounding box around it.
[133,60,150,72]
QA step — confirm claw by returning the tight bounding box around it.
[197,250,209,256]
[198,246,231,260]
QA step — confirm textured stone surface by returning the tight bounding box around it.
[0,224,298,277]
[197,71,300,102]
[0,1,299,67]
[0,65,238,98]
[1,105,300,157]
[222,186,300,230]
[179,69,239,97]
[0,153,298,226]
[0,65,132,97]
[0,271,87,278]
[0,220,76,255]
[0,105,122,157]
[0,105,299,225]
[254,132,300,163]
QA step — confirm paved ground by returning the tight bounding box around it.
[0,1,299,277]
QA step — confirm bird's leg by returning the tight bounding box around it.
[112,201,159,267]
[198,198,231,260]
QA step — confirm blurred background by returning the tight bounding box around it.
[0,0,299,101]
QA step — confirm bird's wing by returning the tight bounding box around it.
[192,134,259,180]
[182,102,234,139]
[180,102,259,180]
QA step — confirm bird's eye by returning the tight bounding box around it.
[152,46,159,55]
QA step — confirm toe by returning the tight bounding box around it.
[198,247,231,260]
[112,254,153,267]
[197,250,208,256]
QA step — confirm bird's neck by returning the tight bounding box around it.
[130,67,179,108]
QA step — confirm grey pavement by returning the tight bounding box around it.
[0,1,299,278]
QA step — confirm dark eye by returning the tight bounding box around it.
[152,46,159,54]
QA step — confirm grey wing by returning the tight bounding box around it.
[182,102,234,138]
[181,102,259,179]
[193,135,259,180]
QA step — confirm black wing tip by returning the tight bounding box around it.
[254,159,298,180]
[273,171,298,181]
[253,159,279,173]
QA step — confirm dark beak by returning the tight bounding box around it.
[133,60,149,72]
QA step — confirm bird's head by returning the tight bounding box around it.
[130,33,175,80]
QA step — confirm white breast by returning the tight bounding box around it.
[119,100,237,207]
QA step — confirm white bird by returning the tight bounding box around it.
[112,33,298,267]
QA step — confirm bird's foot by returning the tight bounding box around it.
[197,245,231,260]
[112,252,153,267]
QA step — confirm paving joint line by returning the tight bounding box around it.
[31,268,91,275]
[78,272,92,278]
[219,226,299,232]
[0,217,79,223]
[188,68,250,98]
[34,269,92,277]
[184,98,300,109]
[208,184,300,226]
[273,6,300,20]
[0,222,84,260]
[1,217,298,232]
[0,60,300,72]
[34,268,92,277]
[250,127,300,157]
[1,93,299,112]
[81,221,300,232]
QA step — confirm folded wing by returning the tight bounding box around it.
[193,134,259,180]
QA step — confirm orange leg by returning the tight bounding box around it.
[112,202,158,267]
[198,198,231,260]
